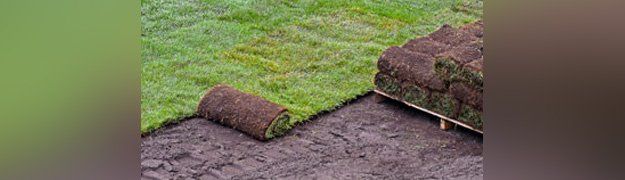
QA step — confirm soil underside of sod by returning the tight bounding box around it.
[141,94,483,179]
[375,21,484,129]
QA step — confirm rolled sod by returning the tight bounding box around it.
[429,24,478,47]
[434,55,483,89]
[375,21,484,130]
[402,37,451,57]
[376,71,483,129]
[449,82,483,111]
[437,40,483,64]
[197,85,291,140]
[375,72,459,118]
[460,20,484,38]
[377,46,445,91]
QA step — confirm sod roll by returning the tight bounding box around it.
[429,24,478,47]
[402,37,451,56]
[197,84,291,140]
[375,72,459,118]
[377,46,445,91]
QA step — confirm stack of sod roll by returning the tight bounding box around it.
[375,21,484,129]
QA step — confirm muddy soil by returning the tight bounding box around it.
[141,93,483,179]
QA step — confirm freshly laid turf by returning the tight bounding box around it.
[141,0,483,133]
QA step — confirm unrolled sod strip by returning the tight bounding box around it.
[197,84,291,140]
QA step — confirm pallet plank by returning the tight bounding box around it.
[374,89,483,134]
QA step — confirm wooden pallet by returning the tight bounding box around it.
[374,89,483,134]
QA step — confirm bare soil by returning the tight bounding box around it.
[141,93,483,179]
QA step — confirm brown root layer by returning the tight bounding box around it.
[429,24,478,47]
[460,20,484,38]
[377,46,445,91]
[402,37,451,57]
[436,40,483,65]
[197,84,289,141]
[449,82,483,111]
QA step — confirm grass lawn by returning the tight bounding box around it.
[141,0,482,133]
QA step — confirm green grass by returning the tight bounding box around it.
[141,0,482,133]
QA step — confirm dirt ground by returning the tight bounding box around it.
[141,93,483,179]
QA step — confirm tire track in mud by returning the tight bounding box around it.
[141,93,482,179]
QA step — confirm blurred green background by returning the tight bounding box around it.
[0,0,139,179]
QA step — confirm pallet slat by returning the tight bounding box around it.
[374,89,483,134]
